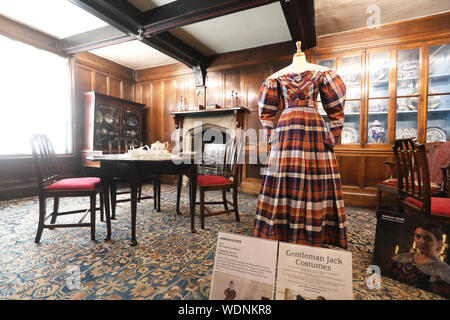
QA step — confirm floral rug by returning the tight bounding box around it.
[0,184,445,300]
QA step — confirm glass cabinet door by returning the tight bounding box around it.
[341,55,362,144]
[426,44,450,143]
[123,107,141,144]
[396,48,420,140]
[94,104,120,149]
[367,51,389,144]
[317,58,336,128]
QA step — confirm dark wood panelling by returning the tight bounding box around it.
[364,156,394,189]
[123,81,134,101]
[206,72,223,106]
[95,72,108,94]
[110,78,121,98]
[338,156,360,188]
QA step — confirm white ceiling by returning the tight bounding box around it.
[169,2,291,55]
[0,0,449,70]
[90,40,178,70]
[0,0,108,39]
[128,0,176,12]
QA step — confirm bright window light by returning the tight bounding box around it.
[0,35,72,155]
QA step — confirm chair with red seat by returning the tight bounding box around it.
[176,137,243,229]
[376,138,446,212]
[394,140,450,223]
[30,134,110,243]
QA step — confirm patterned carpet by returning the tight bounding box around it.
[0,184,445,300]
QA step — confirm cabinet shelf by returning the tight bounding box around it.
[429,73,450,79]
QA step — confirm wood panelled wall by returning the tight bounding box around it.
[134,13,450,208]
[0,52,136,200]
[72,52,136,154]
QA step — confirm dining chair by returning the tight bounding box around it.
[376,138,445,212]
[30,134,110,243]
[108,137,161,219]
[395,140,450,223]
[176,137,243,229]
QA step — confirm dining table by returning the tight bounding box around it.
[88,153,198,246]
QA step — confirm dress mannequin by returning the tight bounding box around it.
[269,41,329,79]
[254,41,347,248]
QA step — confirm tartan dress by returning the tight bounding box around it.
[253,70,348,248]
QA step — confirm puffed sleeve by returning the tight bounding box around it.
[319,70,346,147]
[258,78,281,145]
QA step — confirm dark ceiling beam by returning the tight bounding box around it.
[142,0,280,35]
[68,0,210,83]
[59,26,132,54]
[280,0,316,51]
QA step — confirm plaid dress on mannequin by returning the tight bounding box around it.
[253,70,348,248]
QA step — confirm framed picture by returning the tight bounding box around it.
[373,211,450,298]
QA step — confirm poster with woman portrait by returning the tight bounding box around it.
[374,211,450,298]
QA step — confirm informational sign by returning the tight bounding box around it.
[210,232,353,300]
[209,232,278,300]
[276,242,353,300]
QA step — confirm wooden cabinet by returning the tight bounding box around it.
[82,92,145,163]
[309,29,450,207]
[315,41,450,147]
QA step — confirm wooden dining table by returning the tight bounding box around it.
[88,153,198,246]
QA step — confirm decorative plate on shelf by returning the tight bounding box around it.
[398,61,419,79]
[96,110,103,123]
[341,127,358,144]
[407,89,440,110]
[371,64,388,81]
[427,127,447,142]
[344,101,360,113]
[396,128,417,139]
[428,91,440,110]
[369,101,387,112]
[342,72,360,85]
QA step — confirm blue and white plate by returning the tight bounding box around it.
[427,127,447,142]
[341,127,358,144]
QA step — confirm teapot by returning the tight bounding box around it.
[150,141,169,151]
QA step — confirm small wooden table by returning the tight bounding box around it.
[89,153,197,246]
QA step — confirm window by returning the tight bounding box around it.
[0,34,72,155]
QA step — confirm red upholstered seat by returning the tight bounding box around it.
[46,177,101,191]
[197,175,232,186]
[405,197,450,217]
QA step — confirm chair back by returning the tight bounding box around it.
[394,139,432,215]
[221,137,243,181]
[30,134,59,190]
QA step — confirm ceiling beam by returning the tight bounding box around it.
[141,0,280,35]
[68,0,209,82]
[280,0,316,51]
[59,26,132,54]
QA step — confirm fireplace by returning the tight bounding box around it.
[171,107,248,175]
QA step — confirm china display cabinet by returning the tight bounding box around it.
[316,41,450,147]
[310,27,450,207]
[82,92,145,163]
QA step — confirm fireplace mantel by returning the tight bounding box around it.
[171,107,248,129]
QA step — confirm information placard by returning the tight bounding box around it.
[276,242,353,300]
[209,232,278,300]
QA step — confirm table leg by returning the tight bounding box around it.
[103,185,112,241]
[101,166,112,241]
[130,166,138,246]
[189,167,197,233]
[176,175,182,215]
[157,175,161,212]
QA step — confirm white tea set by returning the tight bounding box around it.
[126,141,170,158]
